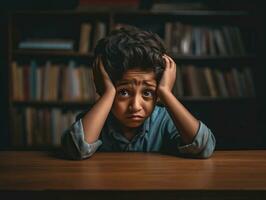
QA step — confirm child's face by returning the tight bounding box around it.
[111,68,157,129]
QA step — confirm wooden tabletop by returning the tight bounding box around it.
[0,150,266,191]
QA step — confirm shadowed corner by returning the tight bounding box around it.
[47,146,73,160]
[46,146,64,159]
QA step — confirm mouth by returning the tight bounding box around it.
[127,115,144,120]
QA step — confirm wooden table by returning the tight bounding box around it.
[0,150,266,200]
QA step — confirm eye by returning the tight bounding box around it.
[118,89,130,97]
[143,89,154,98]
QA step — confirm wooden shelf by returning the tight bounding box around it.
[13,50,256,62]
[117,10,253,17]
[13,50,94,57]
[4,145,61,151]
[12,100,94,108]
[12,10,253,17]
[172,54,256,61]
[178,96,256,102]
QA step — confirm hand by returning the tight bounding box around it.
[93,56,116,96]
[157,55,176,96]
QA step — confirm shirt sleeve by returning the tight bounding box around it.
[61,119,102,160]
[162,110,216,159]
[177,121,216,158]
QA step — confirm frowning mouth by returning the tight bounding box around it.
[127,115,144,120]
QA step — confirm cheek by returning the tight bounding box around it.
[112,98,128,115]
[143,100,156,115]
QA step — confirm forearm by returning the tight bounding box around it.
[159,90,199,144]
[82,89,116,143]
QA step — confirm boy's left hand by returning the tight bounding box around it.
[157,55,176,95]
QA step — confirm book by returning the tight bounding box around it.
[222,26,235,55]
[72,67,82,101]
[18,39,74,50]
[29,60,37,100]
[224,70,238,97]
[151,1,207,11]
[23,65,30,101]
[171,22,184,54]
[65,60,76,101]
[17,64,24,101]
[213,29,228,55]
[203,67,218,97]
[78,0,140,10]
[231,68,243,97]
[197,67,210,96]
[201,27,208,56]
[43,61,52,101]
[182,65,201,97]
[25,107,33,146]
[11,61,19,100]
[208,29,217,55]
[92,21,107,50]
[213,69,229,97]
[79,22,92,53]
[180,25,192,55]
[233,27,246,55]
[164,22,173,51]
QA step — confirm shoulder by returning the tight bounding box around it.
[150,104,169,122]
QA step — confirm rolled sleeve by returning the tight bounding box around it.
[178,121,216,159]
[61,119,102,160]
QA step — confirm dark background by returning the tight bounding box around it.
[0,0,265,149]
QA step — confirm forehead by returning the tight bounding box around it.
[116,68,157,85]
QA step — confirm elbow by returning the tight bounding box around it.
[61,132,101,160]
[197,134,216,159]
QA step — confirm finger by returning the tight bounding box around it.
[162,55,170,69]
[98,57,110,78]
[164,55,176,69]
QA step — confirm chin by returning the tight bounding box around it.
[126,121,144,128]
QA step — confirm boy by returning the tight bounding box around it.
[61,26,216,160]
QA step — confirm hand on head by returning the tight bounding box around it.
[93,56,116,96]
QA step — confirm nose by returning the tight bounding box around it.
[129,94,142,112]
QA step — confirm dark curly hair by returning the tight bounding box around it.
[94,26,166,84]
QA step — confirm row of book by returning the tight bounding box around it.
[17,21,107,53]
[12,60,97,102]
[12,59,255,100]
[173,65,256,97]
[79,21,107,53]
[17,21,249,57]
[11,108,81,147]
[165,22,246,56]
[18,39,75,51]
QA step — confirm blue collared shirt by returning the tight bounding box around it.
[61,105,216,160]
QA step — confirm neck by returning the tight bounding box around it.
[122,127,138,141]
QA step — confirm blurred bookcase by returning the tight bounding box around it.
[7,8,264,149]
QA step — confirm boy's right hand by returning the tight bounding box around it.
[93,56,116,96]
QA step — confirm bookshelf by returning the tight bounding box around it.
[7,9,264,149]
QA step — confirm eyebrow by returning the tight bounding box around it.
[116,80,156,88]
